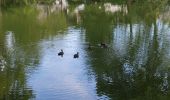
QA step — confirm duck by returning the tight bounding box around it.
[100,42,108,48]
[73,52,79,58]
[58,49,64,56]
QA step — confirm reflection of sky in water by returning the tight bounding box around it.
[5,31,16,68]
[113,19,170,74]
[5,31,15,51]
[113,25,129,56]
[28,27,98,100]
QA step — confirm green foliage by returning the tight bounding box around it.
[0,0,169,7]
[37,0,56,4]
[0,0,55,7]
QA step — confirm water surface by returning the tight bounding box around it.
[1,2,170,100]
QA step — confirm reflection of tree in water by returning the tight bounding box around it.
[0,6,68,99]
[0,3,67,100]
[0,29,42,99]
[83,2,170,100]
[82,5,113,44]
[0,33,36,99]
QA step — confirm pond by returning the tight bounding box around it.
[1,2,170,100]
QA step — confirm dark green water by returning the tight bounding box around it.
[1,2,170,100]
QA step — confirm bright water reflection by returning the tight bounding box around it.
[1,2,170,100]
[28,27,98,100]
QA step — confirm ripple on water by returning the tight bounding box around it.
[26,27,97,100]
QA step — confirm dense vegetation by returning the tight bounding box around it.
[0,0,55,7]
[0,0,169,7]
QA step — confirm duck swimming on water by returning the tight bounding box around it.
[58,49,64,57]
[74,52,79,58]
[100,42,108,48]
